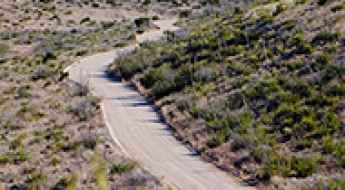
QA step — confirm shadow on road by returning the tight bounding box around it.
[96,71,175,130]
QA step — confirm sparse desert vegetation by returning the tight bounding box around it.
[2,0,345,189]
[109,0,345,189]
[0,46,163,189]
[0,0,193,189]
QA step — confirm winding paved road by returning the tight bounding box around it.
[67,19,253,190]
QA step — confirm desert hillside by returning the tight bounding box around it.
[0,0,190,189]
[109,0,345,189]
[1,0,345,189]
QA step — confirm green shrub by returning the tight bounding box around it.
[332,140,345,167]
[207,127,231,148]
[226,62,250,76]
[280,76,311,97]
[290,156,319,177]
[118,61,145,79]
[62,141,81,152]
[151,80,176,98]
[295,138,312,150]
[291,32,306,46]
[16,105,45,122]
[245,76,281,99]
[260,151,286,178]
[31,66,53,81]
[175,94,193,111]
[69,97,99,121]
[273,3,288,16]
[326,84,345,96]
[10,133,27,150]
[141,69,163,88]
[323,112,341,134]
[141,65,173,88]
[296,43,314,54]
[313,31,341,44]
[285,60,304,71]
[322,136,336,153]
[16,86,32,99]
[227,92,245,110]
[238,112,254,133]
[193,67,218,83]
[51,157,60,166]
[316,53,331,65]
[81,137,97,150]
[320,64,345,85]
[192,84,215,97]
[230,134,250,152]
[0,154,10,164]
[222,45,245,56]
[301,115,317,131]
[322,137,345,166]
[0,43,8,56]
[15,149,29,163]
[26,171,47,190]
[282,19,298,31]
[110,162,136,175]
[207,116,236,129]
[262,154,319,178]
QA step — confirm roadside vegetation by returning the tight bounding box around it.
[109,0,345,189]
[0,0,174,189]
[0,28,161,190]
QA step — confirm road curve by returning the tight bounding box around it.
[67,19,253,190]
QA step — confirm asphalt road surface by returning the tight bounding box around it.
[67,19,253,190]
